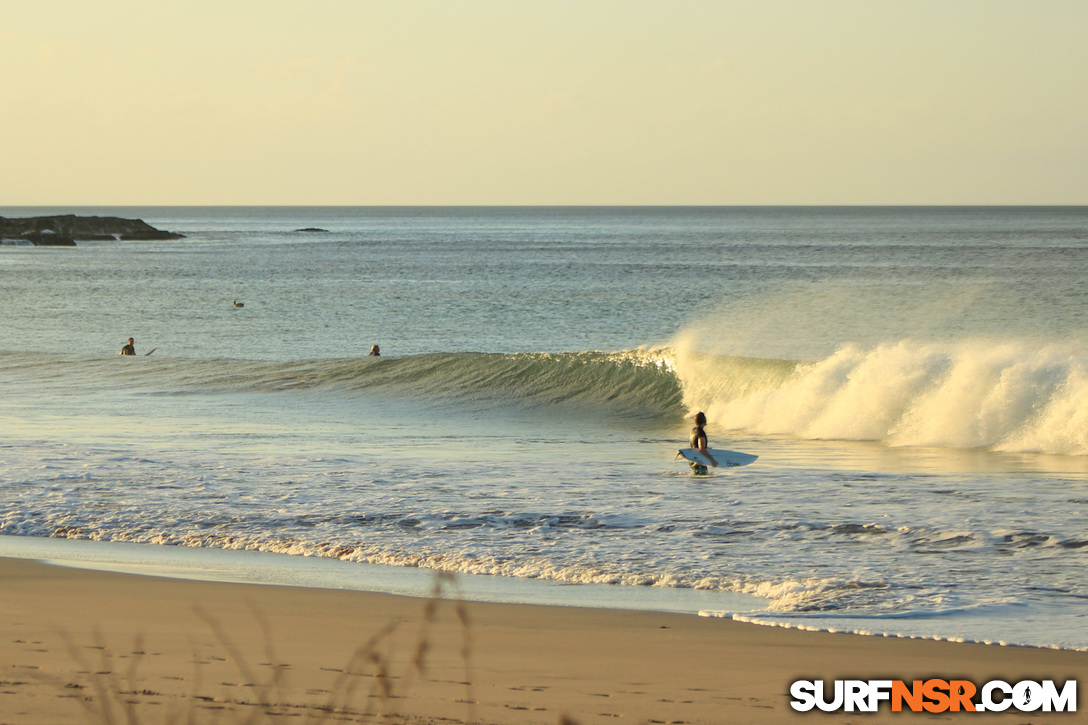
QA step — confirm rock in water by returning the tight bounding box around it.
[0,214,185,245]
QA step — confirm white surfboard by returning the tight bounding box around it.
[677,447,758,468]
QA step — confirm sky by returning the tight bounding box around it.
[3,1,1086,205]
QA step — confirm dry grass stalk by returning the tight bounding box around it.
[47,571,484,724]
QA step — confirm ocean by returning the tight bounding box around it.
[2,206,1087,650]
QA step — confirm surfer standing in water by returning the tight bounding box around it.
[119,337,136,356]
[690,412,718,469]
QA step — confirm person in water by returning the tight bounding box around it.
[369,344,381,357]
[120,337,136,356]
[690,411,718,468]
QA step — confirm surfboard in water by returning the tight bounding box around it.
[677,447,758,468]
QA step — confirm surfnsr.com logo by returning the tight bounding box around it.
[789,679,1077,713]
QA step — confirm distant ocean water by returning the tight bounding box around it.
[2,206,1088,649]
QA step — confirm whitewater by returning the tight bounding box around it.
[2,206,1087,650]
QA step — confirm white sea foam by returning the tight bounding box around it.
[674,336,1088,456]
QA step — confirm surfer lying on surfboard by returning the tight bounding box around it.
[690,412,718,468]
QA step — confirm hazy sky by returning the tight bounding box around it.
[4,1,1086,205]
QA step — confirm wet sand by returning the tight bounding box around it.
[1,556,1083,724]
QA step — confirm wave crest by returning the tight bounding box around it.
[675,338,1088,456]
[0,349,687,420]
[9,336,1088,455]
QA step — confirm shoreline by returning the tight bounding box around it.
[3,534,1084,654]
[0,534,765,616]
[3,556,1086,724]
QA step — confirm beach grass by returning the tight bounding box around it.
[42,572,491,725]
[4,556,1086,724]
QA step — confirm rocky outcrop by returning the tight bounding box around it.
[22,232,77,246]
[0,214,185,245]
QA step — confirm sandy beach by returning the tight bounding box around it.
[0,557,1083,724]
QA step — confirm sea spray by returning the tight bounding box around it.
[672,337,1088,455]
[669,329,798,417]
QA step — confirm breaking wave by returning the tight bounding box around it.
[674,337,1088,456]
[7,335,1088,454]
[0,349,687,420]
